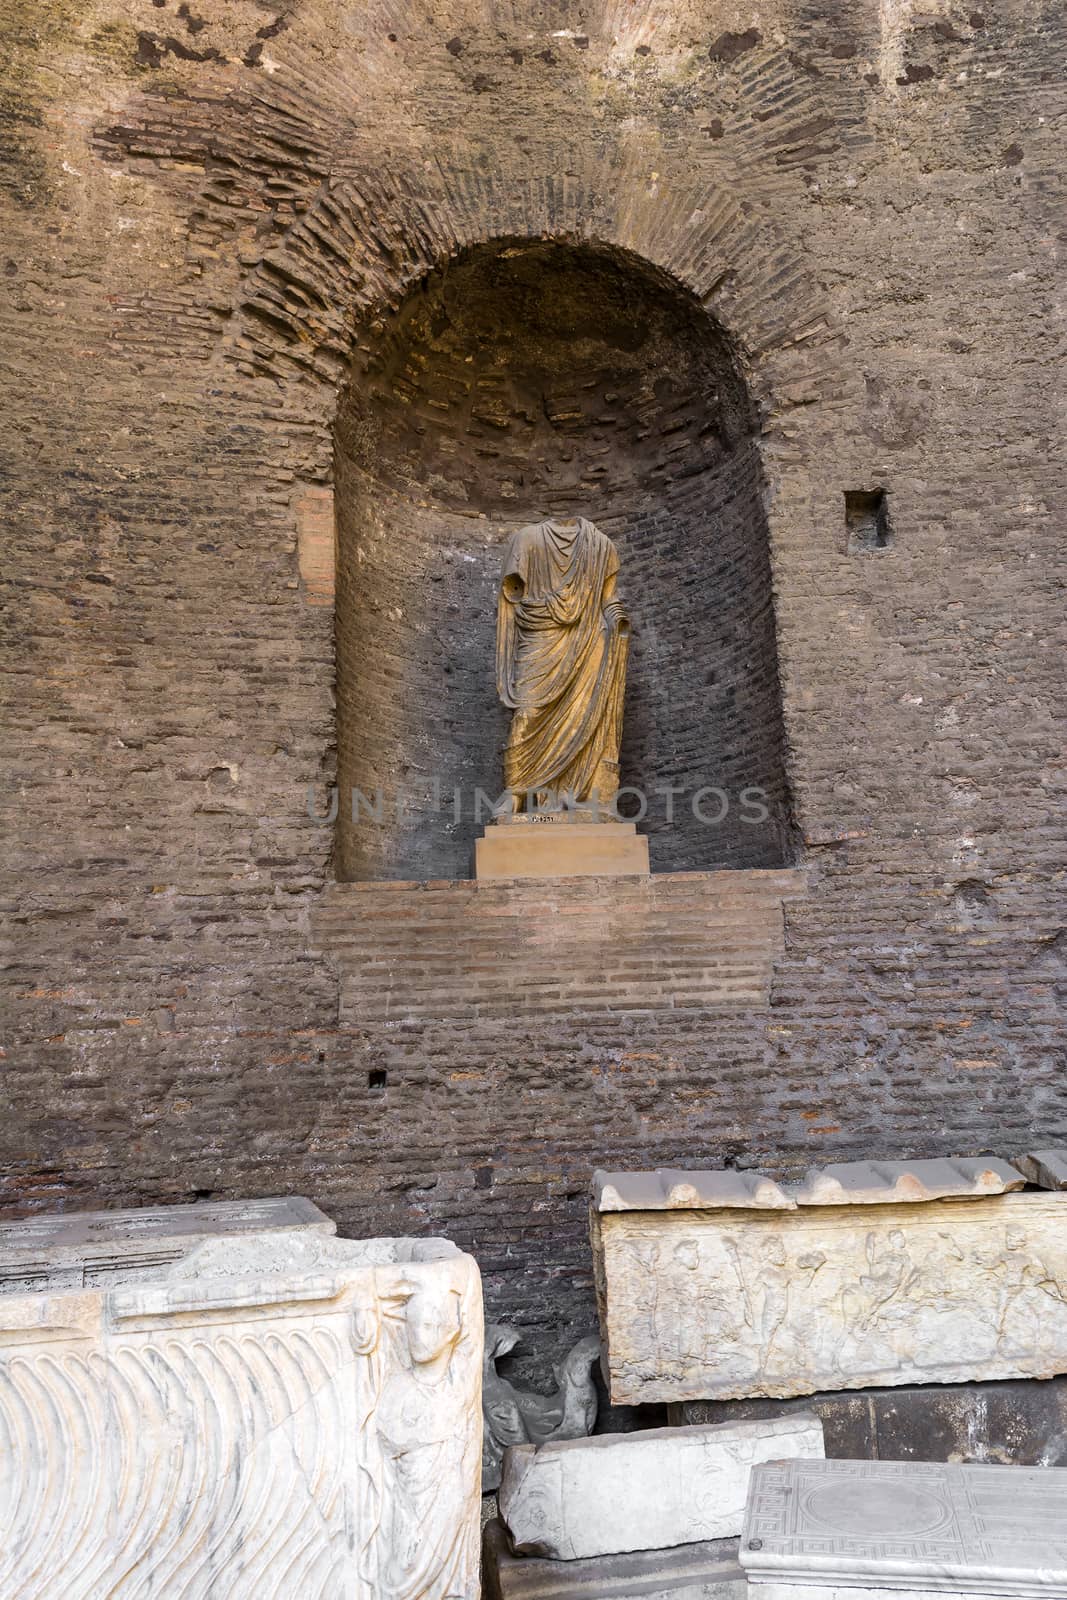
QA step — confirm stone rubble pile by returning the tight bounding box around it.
[491,1150,1067,1600]
[2,1150,1066,1597]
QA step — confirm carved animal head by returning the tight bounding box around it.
[484,1323,522,1368]
[554,1333,601,1386]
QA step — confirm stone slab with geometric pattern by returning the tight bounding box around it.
[739,1458,1067,1598]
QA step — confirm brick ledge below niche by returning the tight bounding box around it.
[310,868,809,1024]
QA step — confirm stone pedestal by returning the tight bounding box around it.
[482,1520,746,1600]
[0,1230,483,1599]
[740,1458,1067,1597]
[474,815,649,880]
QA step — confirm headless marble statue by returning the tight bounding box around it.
[495,517,629,813]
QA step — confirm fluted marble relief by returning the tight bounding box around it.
[592,1193,1067,1405]
[0,1232,482,1600]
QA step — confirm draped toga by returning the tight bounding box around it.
[496,518,629,802]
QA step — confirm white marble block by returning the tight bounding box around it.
[0,1230,482,1599]
[500,1414,824,1560]
[740,1458,1067,1597]
[0,1194,335,1294]
[592,1181,1067,1404]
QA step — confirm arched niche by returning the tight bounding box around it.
[333,238,794,882]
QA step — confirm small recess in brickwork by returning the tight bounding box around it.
[368,1068,387,1091]
[844,488,892,552]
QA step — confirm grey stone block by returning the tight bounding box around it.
[1015,1151,1067,1190]
[0,1196,336,1294]
[669,1374,1067,1468]
[482,1519,747,1600]
[594,1169,793,1213]
[789,1156,1024,1206]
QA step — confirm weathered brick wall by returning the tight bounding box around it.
[311,869,806,1021]
[1,0,1064,1367]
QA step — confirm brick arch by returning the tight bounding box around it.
[230,152,845,448]
[222,163,847,879]
[89,9,855,499]
[96,64,850,868]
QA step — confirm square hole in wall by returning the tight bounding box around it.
[368,1068,388,1091]
[844,489,892,553]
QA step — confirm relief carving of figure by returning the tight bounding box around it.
[725,1235,798,1372]
[495,516,630,813]
[833,1229,919,1374]
[981,1226,1067,1354]
[756,1237,800,1369]
[852,1229,919,1333]
[376,1283,479,1598]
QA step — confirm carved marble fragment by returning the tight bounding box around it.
[593,1159,1025,1214]
[594,1170,794,1212]
[0,1231,482,1599]
[0,1194,335,1295]
[740,1458,1067,1597]
[789,1157,1024,1206]
[1015,1150,1067,1190]
[592,1190,1067,1404]
[499,1415,824,1560]
[482,1323,599,1492]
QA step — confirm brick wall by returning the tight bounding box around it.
[312,869,806,1021]
[1,0,1064,1369]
